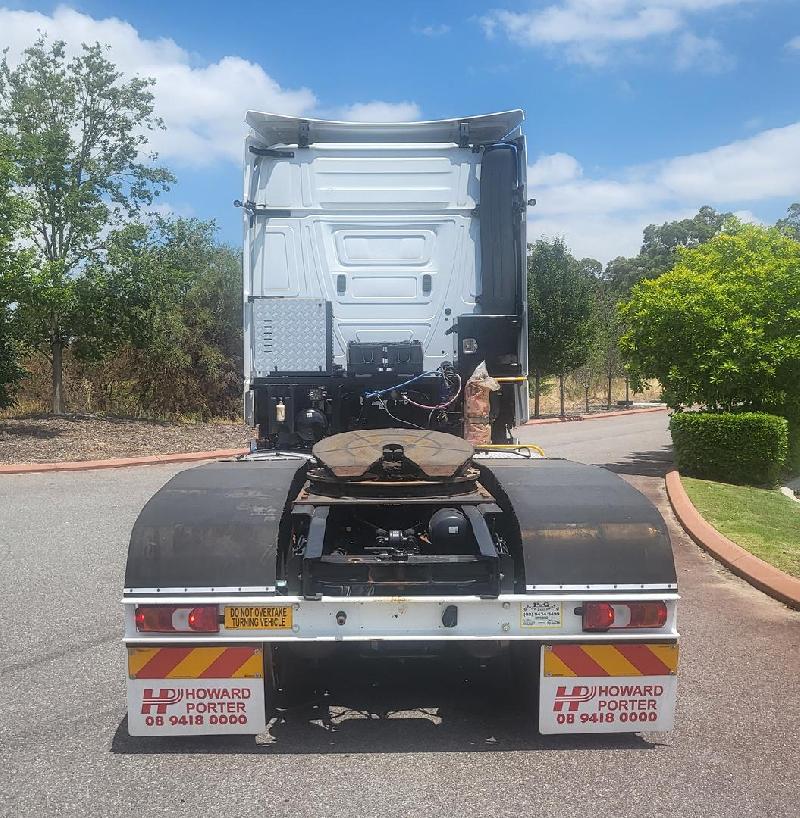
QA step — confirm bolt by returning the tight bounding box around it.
[502,601,510,610]
[336,610,347,626]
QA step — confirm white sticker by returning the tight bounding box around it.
[539,673,677,734]
[520,601,562,628]
[127,679,266,736]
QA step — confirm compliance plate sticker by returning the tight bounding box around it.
[520,601,562,628]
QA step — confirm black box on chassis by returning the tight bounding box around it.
[347,341,424,378]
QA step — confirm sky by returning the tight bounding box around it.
[1,0,799,263]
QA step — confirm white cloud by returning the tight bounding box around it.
[657,122,800,200]
[414,23,451,37]
[337,101,422,122]
[0,6,317,165]
[674,32,735,72]
[527,120,800,261]
[731,209,763,224]
[786,35,800,51]
[0,6,423,164]
[480,1,749,66]
[528,152,583,185]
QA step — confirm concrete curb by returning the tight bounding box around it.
[525,405,667,425]
[666,469,800,610]
[0,448,248,475]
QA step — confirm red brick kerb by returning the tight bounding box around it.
[666,469,800,610]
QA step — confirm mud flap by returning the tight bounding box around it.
[538,643,678,734]
[126,646,269,736]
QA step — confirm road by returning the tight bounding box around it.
[2,411,799,818]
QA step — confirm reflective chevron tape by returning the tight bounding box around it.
[128,646,263,679]
[544,643,678,677]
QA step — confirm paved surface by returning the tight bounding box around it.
[2,413,799,818]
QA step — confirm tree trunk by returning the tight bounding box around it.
[559,373,565,418]
[51,339,64,415]
[533,370,541,419]
[607,373,613,409]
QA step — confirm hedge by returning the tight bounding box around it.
[670,411,789,486]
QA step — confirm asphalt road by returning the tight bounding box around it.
[2,411,799,818]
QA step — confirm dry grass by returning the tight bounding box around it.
[532,376,662,417]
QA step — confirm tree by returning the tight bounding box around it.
[776,202,800,241]
[604,206,730,293]
[78,216,242,419]
[0,135,29,408]
[0,37,173,413]
[595,281,625,409]
[620,221,800,412]
[527,239,599,417]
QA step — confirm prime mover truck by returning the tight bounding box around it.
[123,110,679,737]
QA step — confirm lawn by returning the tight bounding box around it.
[682,477,800,578]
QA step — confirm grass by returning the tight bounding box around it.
[681,476,800,578]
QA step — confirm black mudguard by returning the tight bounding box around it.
[481,459,677,587]
[125,460,305,589]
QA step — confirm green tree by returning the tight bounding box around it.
[776,202,800,240]
[620,221,800,412]
[80,217,242,419]
[595,281,625,408]
[605,206,730,293]
[0,37,173,413]
[0,135,29,408]
[527,239,599,417]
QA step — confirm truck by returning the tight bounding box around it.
[123,110,679,737]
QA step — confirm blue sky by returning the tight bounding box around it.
[1,1,799,261]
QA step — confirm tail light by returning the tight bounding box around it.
[135,605,219,633]
[582,601,667,632]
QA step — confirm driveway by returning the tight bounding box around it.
[1,412,798,818]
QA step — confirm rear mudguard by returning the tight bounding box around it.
[481,459,676,588]
[125,457,675,591]
[125,460,306,589]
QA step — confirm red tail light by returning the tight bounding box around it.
[582,601,668,632]
[187,606,219,632]
[582,602,615,631]
[135,605,219,633]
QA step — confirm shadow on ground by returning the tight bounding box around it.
[112,656,659,756]
[0,421,63,440]
[602,445,674,478]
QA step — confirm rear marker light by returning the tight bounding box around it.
[135,605,220,633]
[582,601,615,631]
[582,601,667,632]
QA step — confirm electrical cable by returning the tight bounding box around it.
[376,398,423,429]
[404,374,463,411]
[364,371,441,400]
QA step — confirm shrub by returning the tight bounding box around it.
[670,411,789,486]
